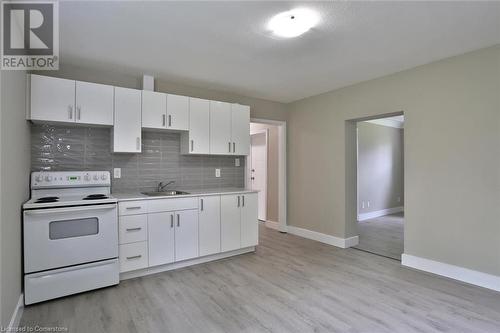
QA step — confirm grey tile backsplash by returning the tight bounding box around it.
[31,124,245,192]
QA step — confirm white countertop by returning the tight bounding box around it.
[113,188,258,202]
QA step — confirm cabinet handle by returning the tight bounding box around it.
[200,198,204,211]
[126,206,142,210]
[162,114,166,127]
[229,142,231,153]
[76,106,81,120]
[136,137,141,150]
[233,142,236,153]
[168,114,172,127]
[237,196,240,207]
[191,140,194,152]
[126,255,142,260]
[68,105,73,119]
[126,227,142,232]
[170,214,174,228]
[242,195,245,207]
[177,214,180,227]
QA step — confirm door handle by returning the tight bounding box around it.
[242,195,245,207]
[200,198,204,211]
[126,206,142,210]
[237,195,240,207]
[76,106,81,120]
[233,142,236,153]
[251,177,255,180]
[177,214,180,227]
[168,114,172,127]
[191,140,194,152]
[68,105,73,119]
[126,255,142,260]
[162,114,166,127]
[229,142,231,153]
[170,214,174,228]
[126,227,142,232]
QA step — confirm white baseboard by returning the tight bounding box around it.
[264,220,280,230]
[120,247,255,280]
[287,226,359,249]
[8,294,24,329]
[358,206,404,221]
[402,254,500,292]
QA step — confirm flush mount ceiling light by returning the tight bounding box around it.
[268,8,319,38]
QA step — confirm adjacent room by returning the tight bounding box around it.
[1,1,499,332]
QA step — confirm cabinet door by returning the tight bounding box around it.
[75,81,114,125]
[174,209,199,261]
[30,74,75,123]
[240,193,258,248]
[148,212,175,266]
[167,94,189,130]
[199,196,221,257]
[231,104,250,155]
[186,98,210,154]
[210,101,232,154]
[142,90,167,129]
[220,195,241,252]
[113,87,142,153]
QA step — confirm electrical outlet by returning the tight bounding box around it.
[113,168,121,179]
[235,158,240,167]
[215,168,221,178]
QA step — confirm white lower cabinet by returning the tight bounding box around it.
[118,192,257,274]
[199,196,221,256]
[148,212,175,266]
[221,195,242,252]
[174,209,199,261]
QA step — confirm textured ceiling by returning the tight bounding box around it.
[59,1,500,103]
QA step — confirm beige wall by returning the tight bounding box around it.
[288,45,500,276]
[357,122,404,214]
[38,64,288,122]
[0,70,30,326]
[250,123,279,222]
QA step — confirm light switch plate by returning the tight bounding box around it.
[113,168,121,179]
[215,169,221,178]
[235,158,240,167]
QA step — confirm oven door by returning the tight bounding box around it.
[24,204,118,273]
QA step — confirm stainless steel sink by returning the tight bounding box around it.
[141,190,190,197]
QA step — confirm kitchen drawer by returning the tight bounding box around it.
[119,242,148,272]
[119,215,147,244]
[147,197,198,213]
[119,201,147,216]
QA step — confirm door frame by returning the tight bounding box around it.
[248,118,287,232]
[248,129,268,222]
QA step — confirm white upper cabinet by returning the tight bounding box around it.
[240,193,258,248]
[142,90,167,129]
[29,74,75,123]
[209,101,232,154]
[113,87,142,153]
[75,81,114,126]
[181,97,210,154]
[231,104,250,155]
[166,94,189,131]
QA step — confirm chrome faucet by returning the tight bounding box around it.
[157,180,175,192]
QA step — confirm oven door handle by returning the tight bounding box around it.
[24,204,117,215]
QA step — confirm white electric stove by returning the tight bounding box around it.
[23,171,119,305]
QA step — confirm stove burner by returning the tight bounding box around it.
[83,194,109,200]
[35,196,59,203]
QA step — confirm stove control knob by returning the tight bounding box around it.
[45,175,53,182]
[101,174,108,180]
[35,175,43,182]
[84,174,91,181]
[93,174,99,181]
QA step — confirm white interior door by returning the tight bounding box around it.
[250,131,267,221]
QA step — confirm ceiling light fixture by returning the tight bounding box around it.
[268,8,319,38]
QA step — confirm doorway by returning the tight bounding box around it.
[247,119,287,232]
[350,114,405,260]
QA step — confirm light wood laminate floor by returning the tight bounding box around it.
[21,224,500,332]
[355,212,404,260]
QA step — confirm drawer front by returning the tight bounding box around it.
[119,242,148,272]
[119,215,148,244]
[119,201,147,216]
[147,197,198,213]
